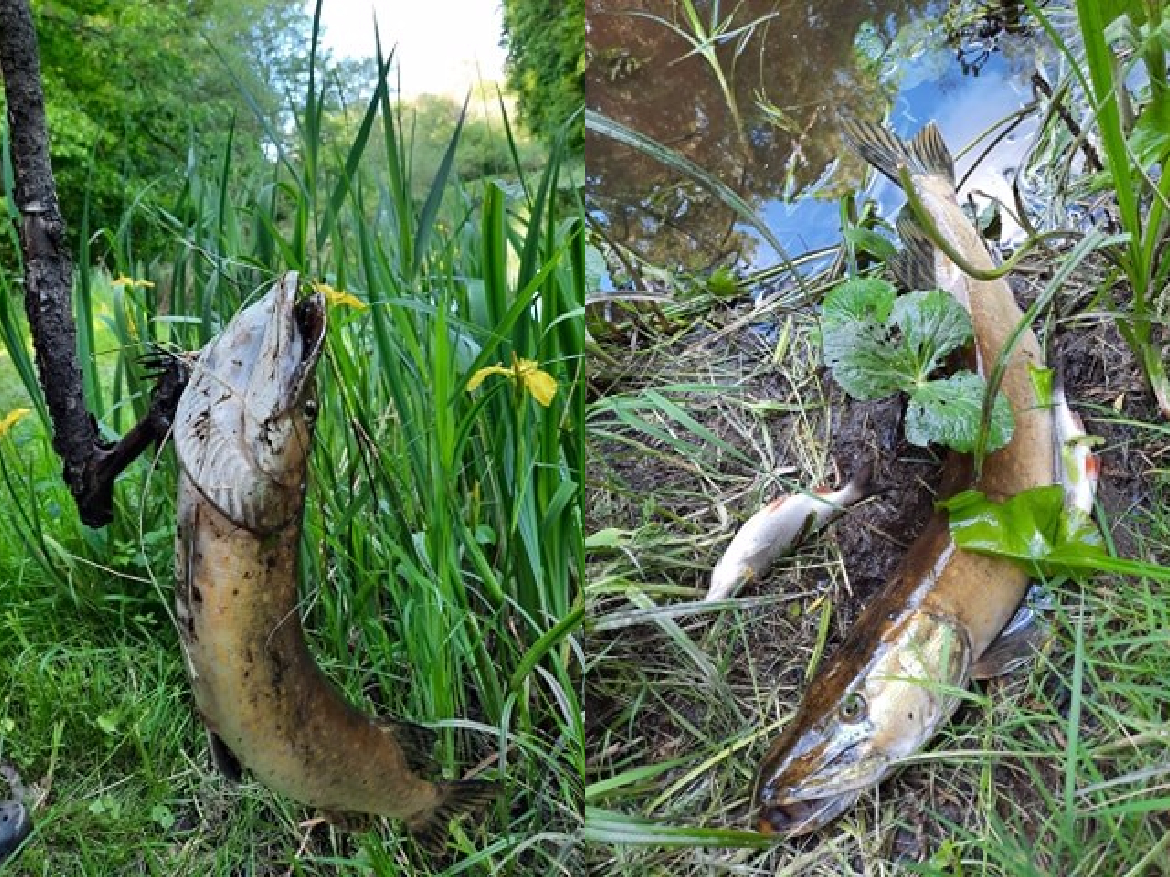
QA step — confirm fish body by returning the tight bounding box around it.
[753,122,1055,836]
[174,273,495,843]
[706,466,872,602]
[1054,375,1100,518]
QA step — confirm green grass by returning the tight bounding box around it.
[583,279,1170,875]
[581,1,1170,865]
[0,19,583,876]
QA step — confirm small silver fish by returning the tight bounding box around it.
[1053,375,1100,518]
[706,465,873,602]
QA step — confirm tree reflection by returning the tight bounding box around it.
[585,0,1043,274]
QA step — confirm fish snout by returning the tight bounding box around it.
[756,792,859,837]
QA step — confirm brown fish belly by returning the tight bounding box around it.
[176,471,440,821]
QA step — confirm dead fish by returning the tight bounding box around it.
[1054,372,1100,518]
[0,764,31,864]
[174,272,497,845]
[752,121,1056,836]
[706,465,873,602]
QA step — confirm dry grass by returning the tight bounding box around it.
[583,255,1170,875]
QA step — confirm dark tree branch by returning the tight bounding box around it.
[0,0,187,527]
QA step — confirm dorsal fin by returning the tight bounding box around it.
[842,119,956,189]
[375,717,439,777]
[891,208,940,291]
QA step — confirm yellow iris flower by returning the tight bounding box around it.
[467,353,558,407]
[312,281,368,311]
[111,276,155,289]
[0,408,30,438]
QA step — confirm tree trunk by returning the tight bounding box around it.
[0,0,187,527]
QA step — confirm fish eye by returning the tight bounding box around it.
[839,692,866,723]
[303,398,318,419]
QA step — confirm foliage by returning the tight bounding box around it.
[0,0,330,256]
[0,22,583,875]
[501,0,585,147]
[820,277,1013,453]
[942,486,1170,583]
[940,486,1106,579]
[1029,0,1170,416]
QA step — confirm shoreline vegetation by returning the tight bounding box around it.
[1,0,584,873]
[584,0,1170,874]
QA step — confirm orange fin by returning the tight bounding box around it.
[407,779,500,852]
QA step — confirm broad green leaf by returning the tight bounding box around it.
[905,371,1013,452]
[821,277,897,327]
[940,486,1106,579]
[821,322,914,399]
[842,226,899,261]
[890,289,973,377]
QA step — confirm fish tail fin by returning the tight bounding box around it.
[408,779,501,851]
[842,119,956,188]
[891,208,940,291]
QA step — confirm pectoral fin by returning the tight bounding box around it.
[207,730,243,782]
[972,600,1052,680]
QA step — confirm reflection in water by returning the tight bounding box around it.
[586,1,1043,284]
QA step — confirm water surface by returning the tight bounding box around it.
[586,1,1043,286]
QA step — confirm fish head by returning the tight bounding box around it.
[754,609,971,836]
[175,272,327,531]
[241,273,327,486]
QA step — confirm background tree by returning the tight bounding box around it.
[2,0,320,257]
[501,0,585,147]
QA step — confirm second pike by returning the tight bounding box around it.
[753,121,1057,835]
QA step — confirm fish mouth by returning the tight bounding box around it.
[293,291,327,372]
[757,789,862,837]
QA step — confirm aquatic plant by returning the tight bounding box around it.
[626,0,777,153]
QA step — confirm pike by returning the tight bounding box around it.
[753,122,1057,835]
[174,273,497,846]
[706,465,873,602]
